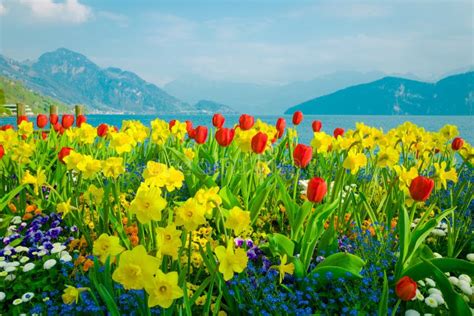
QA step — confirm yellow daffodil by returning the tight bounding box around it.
[311,132,332,153]
[10,141,35,164]
[271,254,295,283]
[21,169,47,195]
[102,157,125,178]
[343,150,367,174]
[57,199,72,217]
[234,128,257,153]
[112,245,160,290]
[76,123,97,144]
[145,269,183,308]
[84,184,105,205]
[214,244,248,281]
[156,224,182,260]
[75,155,102,179]
[194,187,222,214]
[433,161,458,189]
[256,161,271,177]
[110,132,136,154]
[183,148,195,160]
[171,120,187,140]
[225,207,250,235]
[122,120,149,143]
[61,285,87,305]
[175,198,207,231]
[18,120,33,138]
[376,147,399,168]
[93,233,125,263]
[439,124,459,140]
[129,183,167,224]
[151,119,170,145]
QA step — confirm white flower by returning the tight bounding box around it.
[0,291,5,301]
[427,288,442,296]
[431,228,446,237]
[432,252,442,258]
[430,293,445,305]
[19,256,29,263]
[22,262,35,272]
[7,261,20,267]
[12,298,23,305]
[37,250,47,257]
[5,274,16,281]
[21,292,34,302]
[59,251,72,263]
[405,310,420,316]
[51,243,66,254]
[0,261,6,268]
[0,271,7,277]
[448,276,459,286]
[425,278,436,287]
[5,266,17,273]
[417,280,426,287]
[43,297,50,302]
[43,259,57,270]
[457,280,473,296]
[0,256,4,261]
[458,274,471,284]
[3,249,11,256]
[11,216,22,224]
[467,253,474,262]
[425,296,438,308]
[14,246,29,253]
[415,289,424,301]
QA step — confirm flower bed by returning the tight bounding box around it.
[0,113,473,315]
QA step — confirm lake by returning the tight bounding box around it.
[1,114,473,144]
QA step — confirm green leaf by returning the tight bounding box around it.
[268,233,295,257]
[219,186,241,209]
[402,258,474,280]
[249,175,274,224]
[314,252,365,277]
[378,272,389,316]
[310,266,363,281]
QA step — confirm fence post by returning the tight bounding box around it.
[16,103,26,125]
[50,105,58,117]
[75,105,84,117]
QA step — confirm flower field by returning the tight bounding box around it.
[0,112,473,315]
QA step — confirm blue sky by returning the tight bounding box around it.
[0,0,473,86]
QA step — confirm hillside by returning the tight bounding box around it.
[285,72,474,115]
[0,76,70,115]
[0,48,233,115]
[193,100,237,114]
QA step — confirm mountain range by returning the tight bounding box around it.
[0,48,234,115]
[285,72,474,115]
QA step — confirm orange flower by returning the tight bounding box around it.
[22,213,33,220]
[8,203,17,213]
[25,204,36,213]
[83,259,94,272]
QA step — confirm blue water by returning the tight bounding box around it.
[1,115,473,144]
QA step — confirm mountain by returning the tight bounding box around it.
[285,72,474,115]
[0,76,70,115]
[164,71,386,114]
[0,48,232,114]
[193,100,237,114]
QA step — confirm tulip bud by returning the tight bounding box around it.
[194,126,208,144]
[1,124,14,131]
[169,119,176,131]
[62,114,74,129]
[97,124,109,137]
[333,128,344,138]
[212,113,225,129]
[53,122,62,133]
[395,276,417,301]
[185,120,193,132]
[409,176,434,202]
[293,144,313,168]
[0,144,4,159]
[251,132,268,154]
[292,111,303,125]
[276,118,286,138]
[307,177,327,203]
[312,120,322,132]
[239,114,255,130]
[58,147,72,164]
[215,128,235,147]
[451,137,464,151]
[17,115,28,125]
[41,131,48,140]
[50,114,59,125]
[36,114,48,129]
[76,115,87,127]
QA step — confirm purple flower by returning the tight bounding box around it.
[234,238,244,247]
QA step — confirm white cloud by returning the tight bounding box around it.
[0,1,6,16]
[97,11,129,28]
[19,0,91,23]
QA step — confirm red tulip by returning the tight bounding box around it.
[0,144,4,159]
[185,120,193,132]
[62,115,74,129]
[333,128,344,138]
[169,119,176,130]
[0,125,14,131]
[58,147,72,164]
[312,120,322,132]
[251,132,268,154]
[276,118,286,138]
[194,126,208,144]
[17,115,28,125]
[307,177,327,203]
[395,276,417,301]
[50,114,59,125]
[292,111,303,125]
[215,128,235,147]
[409,176,434,202]
[76,115,87,127]
[239,114,254,131]
[113,126,119,133]
[451,137,464,151]
[97,124,109,137]
[293,144,313,168]
[188,128,197,139]
[53,122,62,133]
[41,131,48,140]
[212,113,225,129]
[36,114,48,128]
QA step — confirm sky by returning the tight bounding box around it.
[0,0,473,86]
